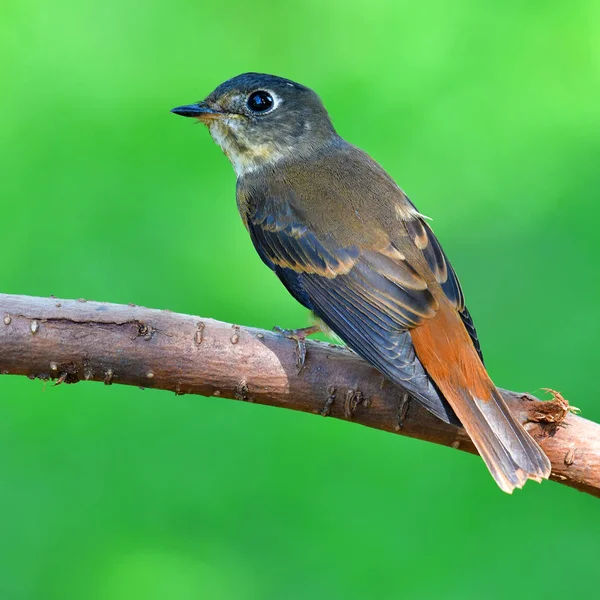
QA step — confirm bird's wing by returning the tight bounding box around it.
[242,180,549,491]
[404,217,484,363]
[245,199,467,424]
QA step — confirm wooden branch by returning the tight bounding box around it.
[0,293,597,497]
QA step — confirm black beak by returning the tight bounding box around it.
[170,101,223,119]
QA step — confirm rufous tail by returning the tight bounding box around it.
[410,302,551,493]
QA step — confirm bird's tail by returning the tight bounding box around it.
[410,302,551,493]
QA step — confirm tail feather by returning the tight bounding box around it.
[454,386,550,493]
[477,386,551,480]
[410,302,551,493]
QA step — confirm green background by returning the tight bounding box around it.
[1,1,599,598]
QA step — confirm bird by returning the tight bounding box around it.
[171,73,551,492]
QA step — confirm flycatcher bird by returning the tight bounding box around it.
[171,73,551,492]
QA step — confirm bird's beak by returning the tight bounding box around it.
[170,101,225,122]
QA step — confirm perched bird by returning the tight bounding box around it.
[171,73,551,492]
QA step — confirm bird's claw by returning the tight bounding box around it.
[273,325,317,373]
[395,393,411,431]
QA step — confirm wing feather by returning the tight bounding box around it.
[244,195,480,424]
[404,217,483,360]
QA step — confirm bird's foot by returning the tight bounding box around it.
[273,324,321,373]
[395,393,412,431]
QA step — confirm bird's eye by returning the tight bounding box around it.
[247,90,274,113]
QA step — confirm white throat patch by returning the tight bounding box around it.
[208,118,287,177]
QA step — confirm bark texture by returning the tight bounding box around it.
[0,293,597,496]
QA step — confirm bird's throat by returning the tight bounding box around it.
[208,120,286,178]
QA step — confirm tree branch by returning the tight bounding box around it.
[0,293,597,497]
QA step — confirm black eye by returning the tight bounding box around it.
[247,90,274,113]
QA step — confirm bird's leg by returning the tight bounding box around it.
[396,392,412,430]
[273,324,322,373]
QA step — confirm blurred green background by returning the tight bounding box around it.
[1,0,599,598]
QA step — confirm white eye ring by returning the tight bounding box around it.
[246,90,279,114]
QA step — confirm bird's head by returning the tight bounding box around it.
[171,73,337,177]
